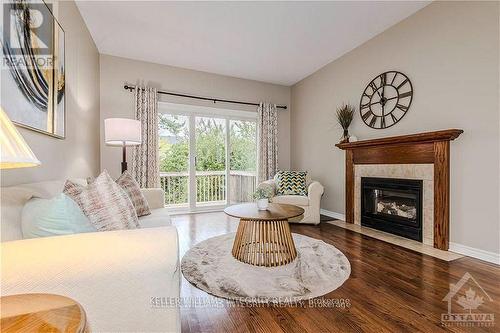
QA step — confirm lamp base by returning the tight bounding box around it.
[121,145,128,174]
[121,161,128,174]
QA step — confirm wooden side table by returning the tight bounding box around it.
[224,203,304,267]
[1,293,89,333]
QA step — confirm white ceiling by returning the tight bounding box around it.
[76,1,429,86]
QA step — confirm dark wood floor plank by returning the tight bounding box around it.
[172,213,500,333]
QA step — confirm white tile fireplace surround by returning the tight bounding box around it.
[354,164,434,246]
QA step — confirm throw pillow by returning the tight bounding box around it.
[274,170,308,196]
[116,171,151,217]
[87,171,151,217]
[21,193,96,239]
[64,170,139,231]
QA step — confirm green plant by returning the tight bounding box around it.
[253,187,272,200]
[336,103,355,130]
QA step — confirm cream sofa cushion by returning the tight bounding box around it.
[272,195,309,206]
[140,188,165,210]
[138,208,172,228]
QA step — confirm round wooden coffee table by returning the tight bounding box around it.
[224,203,304,267]
[0,293,88,332]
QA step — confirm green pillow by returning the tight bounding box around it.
[21,193,96,239]
[274,171,308,196]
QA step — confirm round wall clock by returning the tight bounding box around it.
[359,71,413,129]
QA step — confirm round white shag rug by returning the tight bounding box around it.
[181,233,351,302]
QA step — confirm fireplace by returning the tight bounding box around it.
[337,130,463,249]
[361,177,423,241]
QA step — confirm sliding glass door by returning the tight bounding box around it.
[159,104,257,211]
[229,120,257,204]
[195,116,226,206]
[159,114,190,208]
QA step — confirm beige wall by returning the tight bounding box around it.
[100,54,291,179]
[291,1,499,254]
[1,0,100,186]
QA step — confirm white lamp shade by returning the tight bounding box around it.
[0,107,41,169]
[104,118,142,146]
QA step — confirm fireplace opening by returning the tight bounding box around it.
[361,177,423,242]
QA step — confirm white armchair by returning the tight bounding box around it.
[258,178,324,225]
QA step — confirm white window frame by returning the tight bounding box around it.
[158,102,257,213]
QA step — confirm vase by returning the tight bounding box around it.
[257,198,269,210]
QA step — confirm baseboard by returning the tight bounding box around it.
[449,242,500,265]
[319,209,499,265]
[320,209,345,221]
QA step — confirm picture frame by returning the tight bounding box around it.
[1,0,66,139]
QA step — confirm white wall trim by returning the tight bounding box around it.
[449,242,500,265]
[320,209,345,221]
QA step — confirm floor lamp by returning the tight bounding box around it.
[0,107,41,169]
[104,118,141,173]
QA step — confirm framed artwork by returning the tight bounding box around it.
[1,0,65,138]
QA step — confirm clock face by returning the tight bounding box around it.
[359,71,413,129]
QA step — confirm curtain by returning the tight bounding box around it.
[257,102,279,183]
[131,86,159,188]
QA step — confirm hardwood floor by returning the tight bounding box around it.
[171,212,499,333]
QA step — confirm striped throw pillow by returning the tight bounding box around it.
[87,171,151,217]
[64,170,139,231]
[116,171,151,217]
[274,171,308,196]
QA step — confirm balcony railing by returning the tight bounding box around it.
[160,170,256,207]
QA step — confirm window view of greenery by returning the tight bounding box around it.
[195,117,226,172]
[195,117,226,203]
[229,120,257,203]
[230,120,256,172]
[159,114,189,205]
[159,113,257,206]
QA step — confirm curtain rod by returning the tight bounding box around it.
[123,84,287,110]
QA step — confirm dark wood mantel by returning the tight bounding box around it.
[336,129,463,150]
[336,129,463,250]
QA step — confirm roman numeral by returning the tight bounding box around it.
[399,91,412,98]
[391,113,398,123]
[381,116,386,128]
[362,110,373,121]
[397,79,409,90]
[396,104,408,112]
[363,92,371,99]
[380,73,387,86]
[360,102,370,110]
[369,82,378,93]
[391,72,397,85]
[369,116,377,127]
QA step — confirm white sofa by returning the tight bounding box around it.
[258,178,324,225]
[0,180,180,333]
